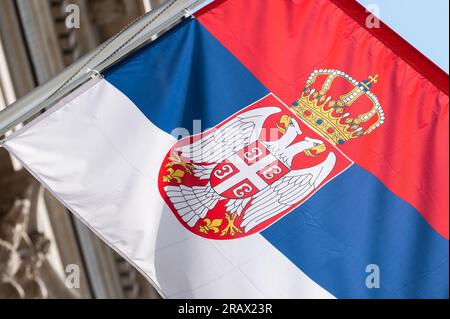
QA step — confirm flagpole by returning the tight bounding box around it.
[0,0,214,139]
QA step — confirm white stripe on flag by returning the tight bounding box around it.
[4,79,335,299]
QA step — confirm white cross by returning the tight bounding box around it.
[213,153,277,194]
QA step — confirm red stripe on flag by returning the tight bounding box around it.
[197,0,449,238]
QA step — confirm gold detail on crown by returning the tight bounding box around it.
[291,69,385,145]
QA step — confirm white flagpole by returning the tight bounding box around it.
[0,0,214,140]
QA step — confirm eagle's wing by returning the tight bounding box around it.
[225,198,252,216]
[192,163,216,180]
[164,184,221,227]
[176,107,282,164]
[241,152,337,233]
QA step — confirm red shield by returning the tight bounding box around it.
[158,94,351,240]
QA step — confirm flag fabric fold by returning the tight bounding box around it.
[3,0,448,298]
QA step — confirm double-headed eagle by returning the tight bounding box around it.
[164,107,336,235]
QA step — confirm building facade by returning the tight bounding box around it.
[0,0,165,299]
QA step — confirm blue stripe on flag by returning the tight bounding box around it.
[105,19,268,135]
[105,19,448,298]
[262,164,449,299]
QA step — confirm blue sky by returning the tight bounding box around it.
[358,0,449,73]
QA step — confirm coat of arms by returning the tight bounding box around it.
[159,69,384,239]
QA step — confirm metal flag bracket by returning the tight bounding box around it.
[183,8,195,19]
[86,68,103,80]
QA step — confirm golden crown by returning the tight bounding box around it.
[291,69,385,145]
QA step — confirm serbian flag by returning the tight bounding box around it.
[2,0,448,298]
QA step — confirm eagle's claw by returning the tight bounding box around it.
[220,213,242,237]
